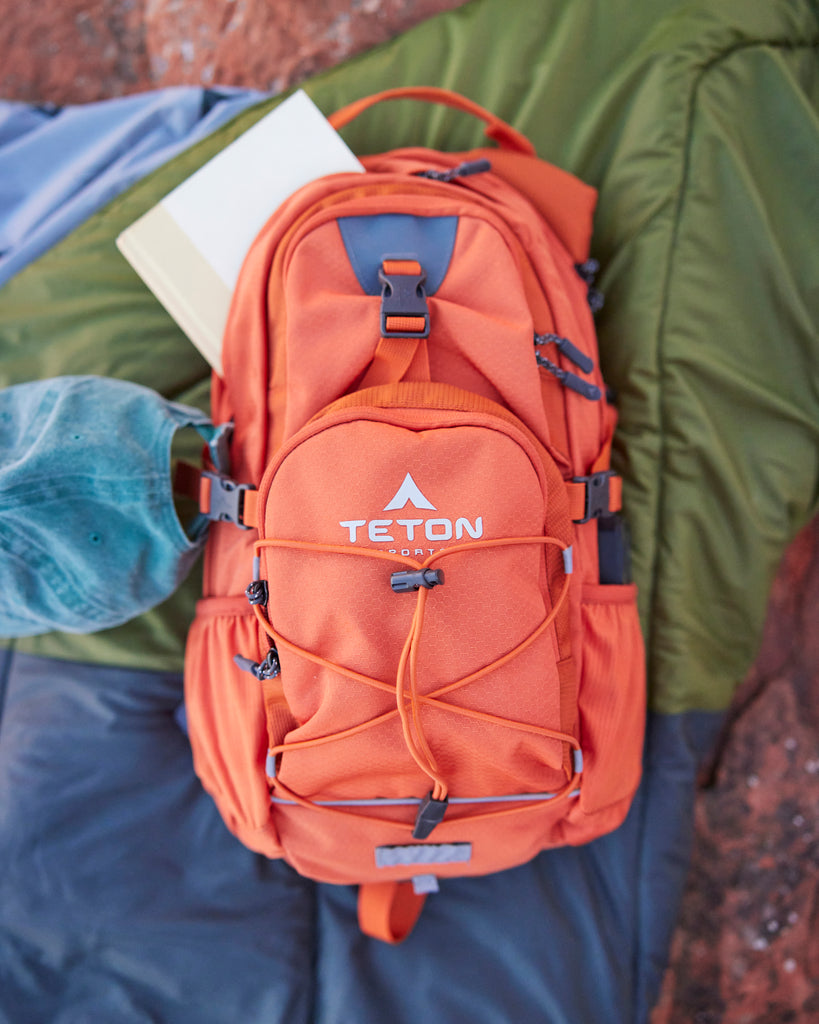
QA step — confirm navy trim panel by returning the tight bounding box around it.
[337,214,458,295]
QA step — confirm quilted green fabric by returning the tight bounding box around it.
[1,0,817,713]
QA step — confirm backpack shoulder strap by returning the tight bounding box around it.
[481,148,597,264]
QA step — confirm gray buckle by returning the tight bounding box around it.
[379,264,430,338]
[572,471,614,523]
[202,471,254,529]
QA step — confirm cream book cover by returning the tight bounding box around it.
[116,90,364,375]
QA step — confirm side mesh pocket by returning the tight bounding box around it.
[184,596,283,858]
[577,583,646,817]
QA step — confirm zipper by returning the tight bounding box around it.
[415,157,492,182]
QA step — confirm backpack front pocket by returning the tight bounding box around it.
[250,387,580,869]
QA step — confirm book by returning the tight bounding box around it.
[116,90,364,375]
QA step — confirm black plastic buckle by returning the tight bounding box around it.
[572,470,615,524]
[202,471,255,530]
[379,264,430,338]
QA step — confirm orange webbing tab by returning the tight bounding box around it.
[609,474,623,513]
[242,488,259,529]
[382,259,421,276]
[328,86,536,156]
[385,315,427,335]
[358,881,427,944]
[199,473,212,514]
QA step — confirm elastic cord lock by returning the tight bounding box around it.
[233,645,280,681]
[245,579,269,606]
[412,792,449,839]
[391,568,445,593]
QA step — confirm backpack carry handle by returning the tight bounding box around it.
[328,86,536,156]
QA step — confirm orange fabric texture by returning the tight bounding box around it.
[184,88,646,941]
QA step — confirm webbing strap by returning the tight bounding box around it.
[358,880,426,944]
[328,86,536,157]
[359,334,424,389]
[242,488,259,529]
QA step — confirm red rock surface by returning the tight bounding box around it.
[2,3,817,1021]
[0,0,467,104]
[652,516,819,1024]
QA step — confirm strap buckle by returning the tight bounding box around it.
[200,471,255,529]
[379,261,430,338]
[572,470,615,524]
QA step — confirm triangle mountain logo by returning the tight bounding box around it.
[383,473,437,512]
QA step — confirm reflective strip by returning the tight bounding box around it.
[573,748,584,773]
[265,752,277,778]
[375,843,472,868]
[563,545,574,574]
[272,796,419,807]
[412,874,440,895]
[270,790,580,807]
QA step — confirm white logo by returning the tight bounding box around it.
[339,473,483,550]
[383,473,437,511]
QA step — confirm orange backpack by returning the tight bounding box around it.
[184,87,646,943]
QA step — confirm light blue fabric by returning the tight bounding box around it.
[0,375,218,637]
[0,87,265,288]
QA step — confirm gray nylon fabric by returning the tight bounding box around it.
[0,649,722,1024]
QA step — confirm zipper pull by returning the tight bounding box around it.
[416,158,492,182]
[534,332,594,374]
[535,351,601,401]
[575,259,605,313]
